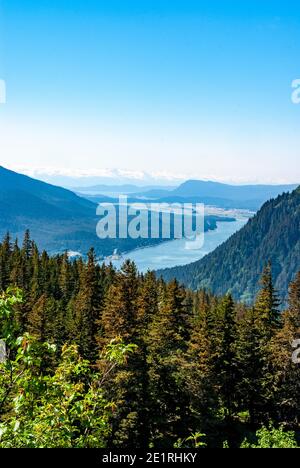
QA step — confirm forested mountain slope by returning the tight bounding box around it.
[0,166,230,257]
[0,166,108,255]
[0,167,172,256]
[158,188,300,302]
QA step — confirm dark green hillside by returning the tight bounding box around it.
[158,188,300,302]
[0,167,165,256]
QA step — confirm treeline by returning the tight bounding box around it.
[0,231,300,448]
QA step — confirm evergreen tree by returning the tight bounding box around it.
[255,263,281,334]
[235,306,263,425]
[146,280,192,447]
[184,290,219,439]
[236,266,280,425]
[97,261,146,448]
[215,295,238,419]
[271,272,300,426]
[0,233,12,291]
[72,248,102,360]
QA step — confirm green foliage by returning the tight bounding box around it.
[241,426,299,448]
[175,432,207,448]
[186,432,207,448]
[103,338,138,364]
[0,342,111,448]
[0,289,136,448]
[0,287,23,347]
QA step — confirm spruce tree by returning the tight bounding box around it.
[146,279,192,447]
[215,295,238,420]
[255,263,281,334]
[271,272,300,426]
[98,261,145,448]
[236,266,280,425]
[0,233,12,291]
[72,248,102,360]
[184,290,219,439]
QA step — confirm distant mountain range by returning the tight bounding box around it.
[79,179,298,211]
[29,171,181,190]
[158,187,300,303]
[132,180,299,210]
[74,184,175,194]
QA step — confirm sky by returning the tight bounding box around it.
[0,0,300,185]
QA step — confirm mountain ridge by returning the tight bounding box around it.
[0,166,167,256]
[129,179,298,210]
[157,187,300,302]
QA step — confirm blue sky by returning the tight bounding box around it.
[0,0,300,184]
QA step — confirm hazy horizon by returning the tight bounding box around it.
[1,164,299,189]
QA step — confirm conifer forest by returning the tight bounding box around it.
[0,232,300,449]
